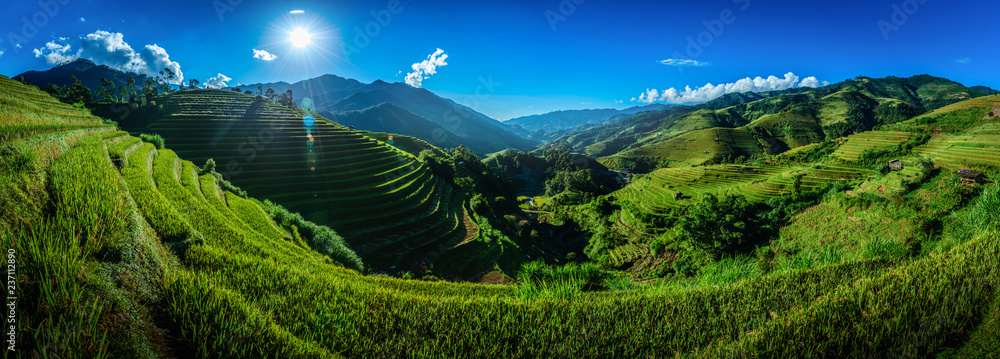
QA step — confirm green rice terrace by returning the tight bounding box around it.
[137,89,471,272]
[832,131,913,161]
[3,71,1000,359]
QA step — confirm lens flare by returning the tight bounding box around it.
[303,113,315,128]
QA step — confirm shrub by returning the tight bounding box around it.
[139,133,165,149]
[261,200,363,271]
[470,194,490,216]
[675,194,779,259]
[203,158,216,173]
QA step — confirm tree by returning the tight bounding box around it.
[44,83,67,102]
[257,85,263,96]
[676,194,779,259]
[118,85,128,103]
[265,88,276,102]
[97,77,116,103]
[232,87,242,93]
[126,76,136,98]
[161,68,176,88]
[244,90,253,95]
[189,78,200,89]
[67,75,93,106]
[143,79,156,105]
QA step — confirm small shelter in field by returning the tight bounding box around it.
[674,191,683,200]
[888,159,904,171]
[959,169,986,185]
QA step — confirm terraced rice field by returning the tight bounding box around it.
[606,242,648,267]
[914,133,1000,170]
[0,75,107,142]
[367,131,450,158]
[144,90,468,269]
[832,131,912,161]
[616,164,876,232]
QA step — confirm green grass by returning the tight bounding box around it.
[6,77,1000,358]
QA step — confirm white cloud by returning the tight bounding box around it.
[956,57,971,64]
[253,49,277,61]
[634,72,827,104]
[799,76,830,88]
[80,17,86,22]
[614,99,623,104]
[405,48,448,88]
[33,41,75,65]
[139,44,184,84]
[203,73,232,89]
[32,30,185,85]
[659,58,712,67]
[0,50,4,58]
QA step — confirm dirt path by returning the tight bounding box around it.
[423,197,480,265]
[455,206,479,247]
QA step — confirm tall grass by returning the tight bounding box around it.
[261,200,363,271]
[697,255,763,286]
[139,133,164,149]
[13,219,110,359]
[960,184,1000,233]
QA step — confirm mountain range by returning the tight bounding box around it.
[16,61,537,154]
[15,58,153,92]
[503,103,673,140]
[237,77,538,154]
[550,75,999,170]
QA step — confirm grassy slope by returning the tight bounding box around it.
[5,76,1000,358]
[587,76,980,171]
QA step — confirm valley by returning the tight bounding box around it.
[2,1,999,356]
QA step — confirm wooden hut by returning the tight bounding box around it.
[888,159,903,171]
[674,191,683,200]
[959,170,986,185]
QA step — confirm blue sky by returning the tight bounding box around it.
[1,0,997,120]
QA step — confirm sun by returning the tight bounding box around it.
[289,27,312,48]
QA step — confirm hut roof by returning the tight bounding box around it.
[959,169,984,179]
